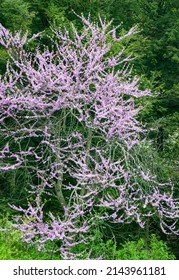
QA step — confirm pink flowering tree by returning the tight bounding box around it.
[0,15,179,259]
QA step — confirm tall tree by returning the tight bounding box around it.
[0,16,179,259]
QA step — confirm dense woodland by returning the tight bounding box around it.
[0,0,179,259]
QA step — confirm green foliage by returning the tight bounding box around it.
[72,220,175,260]
[0,216,61,260]
[0,215,176,260]
[0,48,8,75]
[0,0,35,32]
[116,234,176,260]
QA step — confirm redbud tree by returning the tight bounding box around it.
[0,15,179,259]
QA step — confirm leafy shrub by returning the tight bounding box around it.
[115,234,176,260]
[0,216,176,260]
[0,217,61,260]
[70,220,175,260]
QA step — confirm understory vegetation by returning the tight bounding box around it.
[0,216,175,260]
